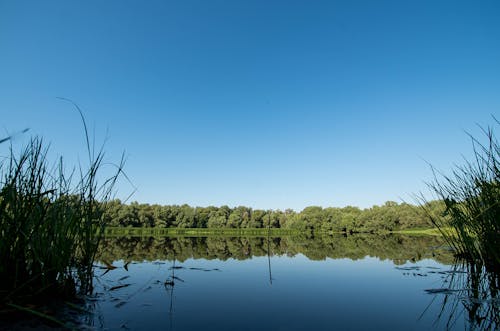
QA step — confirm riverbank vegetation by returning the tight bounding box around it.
[0,132,122,305]
[424,121,499,272]
[101,199,445,234]
[420,121,499,330]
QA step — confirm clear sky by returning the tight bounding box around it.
[1,0,499,210]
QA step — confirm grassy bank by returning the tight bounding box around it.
[391,228,444,236]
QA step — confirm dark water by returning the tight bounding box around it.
[82,235,497,331]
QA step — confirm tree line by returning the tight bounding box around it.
[101,199,446,233]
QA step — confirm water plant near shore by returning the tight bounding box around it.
[423,260,500,330]
[0,127,123,304]
[424,119,499,272]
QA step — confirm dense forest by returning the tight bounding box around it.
[102,200,445,233]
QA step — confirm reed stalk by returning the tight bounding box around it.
[423,119,499,272]
[0,118,124,303]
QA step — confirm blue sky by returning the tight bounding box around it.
[1,0,499,210]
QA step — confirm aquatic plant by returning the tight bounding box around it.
[0,123,124,303]
[423,261,499,330]
[424,119,499,272]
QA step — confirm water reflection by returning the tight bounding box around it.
[267,232,273,285]
[97,234,452,265]
[422,262,499,330]
[88,235,498,331]
[165,258,176,331]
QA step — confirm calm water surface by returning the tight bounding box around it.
[85,235,492,331]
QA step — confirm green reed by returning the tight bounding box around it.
[424,120,499,272]
[0,129,123,303]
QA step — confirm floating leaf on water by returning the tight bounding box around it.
[425,288,463,295]
[425,288,453,294]
[86,297,100,302]
[170,266,184,270]
[109,284,131,291]
[115,301,127,308]
[118,276,131,281]
[188,267,221,272]
[395,266,421,271]
[103,261,118,270]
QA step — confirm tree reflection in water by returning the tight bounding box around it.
[97,234,453,265]
[94,234,500,330]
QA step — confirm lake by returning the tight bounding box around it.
[64,234,494,331]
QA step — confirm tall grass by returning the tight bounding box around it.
[0,127,123,303]
[424,120,499,272]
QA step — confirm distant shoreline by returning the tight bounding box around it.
[104,226,442,237]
